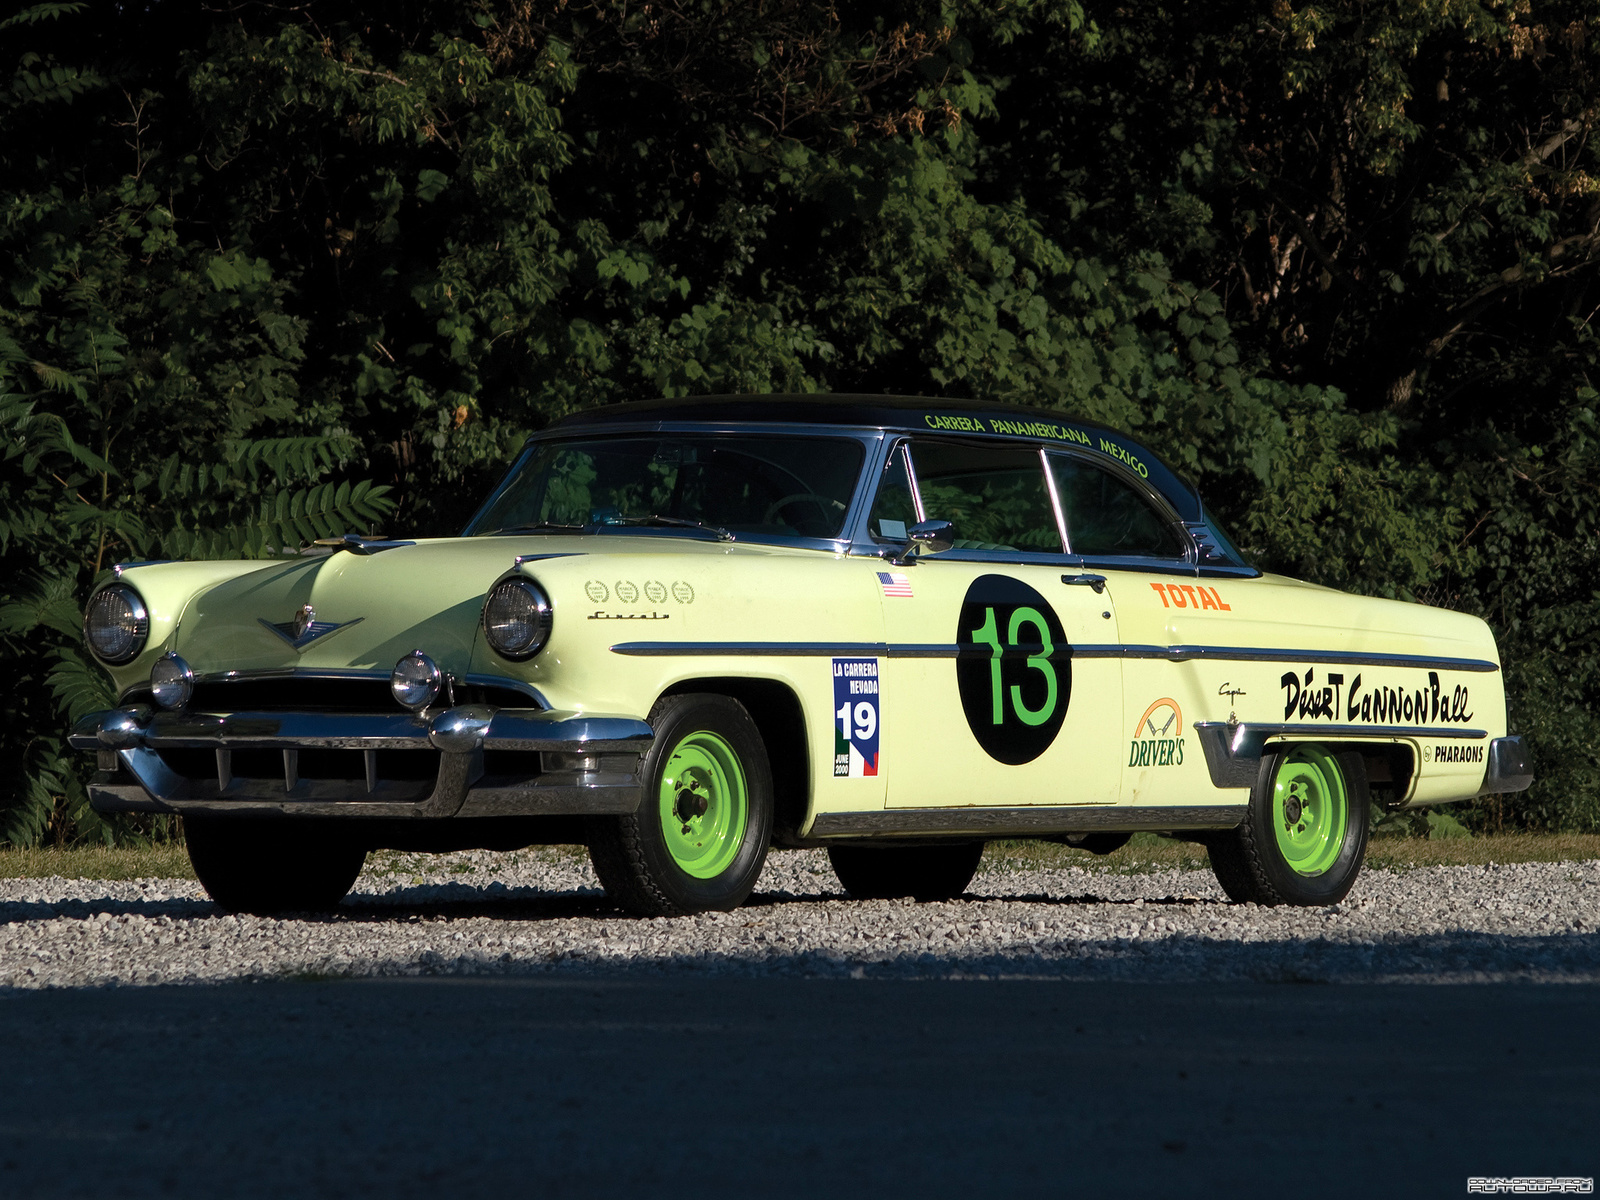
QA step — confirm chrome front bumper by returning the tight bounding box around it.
[69,706,653,819]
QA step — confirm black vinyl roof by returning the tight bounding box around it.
[554,393,1118,432]
[550,394,1200,519]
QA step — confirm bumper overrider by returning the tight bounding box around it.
[69,706,654,820]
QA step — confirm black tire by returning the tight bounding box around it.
[586,693,774,917]
[184,817,366,915]
[1206,744,1370,906]
[827,842,984,901]
[1203,831,1260,903]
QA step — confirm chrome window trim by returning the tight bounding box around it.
[1040,446,1071,554]
[902,438,927,524]
[606,640,1500,672]
[1043,446,1194,567]
[895,434,1067,554]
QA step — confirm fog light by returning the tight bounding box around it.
[391,650,442,711]
[149,652,193,710]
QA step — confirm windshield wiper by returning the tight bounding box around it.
[485,522,587,536]
[599,515,735,542]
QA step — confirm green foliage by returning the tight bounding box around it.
[3,0,1599,840]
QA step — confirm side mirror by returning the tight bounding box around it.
[890,519,956,564]
[908,520,955,554]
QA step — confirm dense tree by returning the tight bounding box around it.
[3,0,1596,840]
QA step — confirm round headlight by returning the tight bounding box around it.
[391,650,442,711]
[482,577,552,661]
[84,585,149,665]
[149,652,194,710]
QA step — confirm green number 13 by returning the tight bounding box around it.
[971,605,1058,727]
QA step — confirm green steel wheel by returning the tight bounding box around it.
[657,730,749,880]
[1271,746,1348,877]
[587,693,774,917]
[1206,743,1370,907]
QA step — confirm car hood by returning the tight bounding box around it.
[125,534,798,690]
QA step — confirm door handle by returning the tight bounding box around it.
[1061,573,1107,594]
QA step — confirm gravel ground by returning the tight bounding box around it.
[2,848,1597,989]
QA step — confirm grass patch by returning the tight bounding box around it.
[0,843,196,881]
[362,845,589,880]
[981,831,1600,876]
[0,833,1595,882]
[981,833,1210,876]
[1363,833,1600,870]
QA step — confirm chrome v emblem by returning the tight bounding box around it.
[259,604,363,651]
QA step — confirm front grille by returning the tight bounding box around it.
[120,676,538,713]
[155,746,442,803]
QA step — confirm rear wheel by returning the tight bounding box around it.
[184,817,366,915]
[1207,744,1369,906]
[827,842,984,901]
[587,694,774,917]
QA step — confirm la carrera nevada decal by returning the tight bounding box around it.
[833,658,880,777]
[956,575,1070,765]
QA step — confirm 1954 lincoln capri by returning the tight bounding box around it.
[70,396,1532,915]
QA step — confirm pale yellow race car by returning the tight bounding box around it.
[70,396,1531,915]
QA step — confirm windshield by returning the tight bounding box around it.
[468,434,866,540]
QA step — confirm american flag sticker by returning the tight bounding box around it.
[877,571,914,598]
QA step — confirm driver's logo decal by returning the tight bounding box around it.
[956,575,1070,765]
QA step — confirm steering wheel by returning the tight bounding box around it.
[762,492,847,530]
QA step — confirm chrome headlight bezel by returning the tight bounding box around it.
[390,650,443,711]
[83,584,150,665]
[149,652,194,710]
[481,577,553,662]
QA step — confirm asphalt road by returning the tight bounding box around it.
[1,976,1594,1199]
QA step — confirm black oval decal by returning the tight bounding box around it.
[956,574,1071,765]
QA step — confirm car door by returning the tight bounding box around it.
[868,438,1125,810]
[1043,451,1217,807]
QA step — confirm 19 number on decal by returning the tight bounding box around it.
[836,700,878,741]
[956,576,1070,765]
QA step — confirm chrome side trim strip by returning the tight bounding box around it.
[611,641,891,658]
[608,640,1500,672]
[1152,644,1501,673]
[1192,721,1489,789]
[807,804,1248,837]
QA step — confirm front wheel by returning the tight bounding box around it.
[1206,744,1369,906]
[587,694,774,917]
[184,817,366,915]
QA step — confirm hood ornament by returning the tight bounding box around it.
[260,604,363,652]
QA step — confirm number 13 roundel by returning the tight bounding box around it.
[956,575,1071,765]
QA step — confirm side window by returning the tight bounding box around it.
[1049,456,1186,558]
[907,440,1063,553]
[868,442,920,541]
